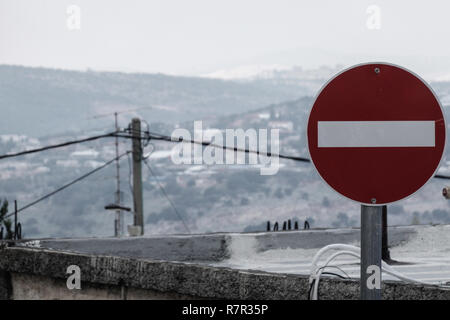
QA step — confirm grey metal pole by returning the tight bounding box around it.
[360,204,382,300]
[131,118,144,236]
[14,200,17,240]
[381,205,390,261]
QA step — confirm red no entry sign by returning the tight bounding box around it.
[307,63,446,205]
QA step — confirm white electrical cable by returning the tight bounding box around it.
[309,244,450,300]
[310,244,360,276]
[309,244,360,299]
[312,250,360,300]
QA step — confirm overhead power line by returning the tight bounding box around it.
[434,174,450,180]
[117,130,450,180]
[143,159,191,234]
[5,151,130,218]
[0,132,118,161]
[1,127,449,180]
[117,130,311,163]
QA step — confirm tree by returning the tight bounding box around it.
[0,199,13,239]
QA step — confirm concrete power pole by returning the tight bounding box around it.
[131,118,144,236]
[114,112,122,237]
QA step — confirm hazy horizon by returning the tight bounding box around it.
[2,1,450,80]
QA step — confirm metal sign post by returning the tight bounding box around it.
[360,205,382,300]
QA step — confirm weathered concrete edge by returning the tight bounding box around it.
[35,233,230,262]
[22,225,419,263]
[1,247,449,300]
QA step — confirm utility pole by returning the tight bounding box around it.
[131,118,144,236]
[114,112,122,237]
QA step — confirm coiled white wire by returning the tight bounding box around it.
[309,244,450,300]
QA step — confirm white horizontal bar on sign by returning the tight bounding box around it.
[317,121,435,148]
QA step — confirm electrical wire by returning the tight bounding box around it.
[312,250,360,300]
[115,131,311,163]
[1,122,449,224]
[315,265,352,280]
[310,270,351,300]
[0,132,118,160]
[321,272,349,280]
[142,159,191,234]
[434,174,450,180]
[5,151,130,218]
[3,128,450,180]
[118,130,450,180]
[308,243,450,300]
[149,131,312,163]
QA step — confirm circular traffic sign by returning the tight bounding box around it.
[307,62,446,205]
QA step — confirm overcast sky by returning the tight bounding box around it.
[2,0,450,78]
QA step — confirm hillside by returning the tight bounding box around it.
[2,65,450,238]
[0,65,320,137]
[1,97,450,238]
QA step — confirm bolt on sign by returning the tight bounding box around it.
[307,63,446,205]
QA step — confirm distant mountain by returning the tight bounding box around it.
[202,63,450,108]
[3,64,449,138]
[0,65,322,137]
[203,64,343,81]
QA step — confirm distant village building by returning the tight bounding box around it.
[70,149,99,158]
[268,121,294,133]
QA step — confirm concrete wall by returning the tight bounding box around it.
[0,270,11,300]
[1,225,448,300]
[10,273,195,300]
[1,245,449,300]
